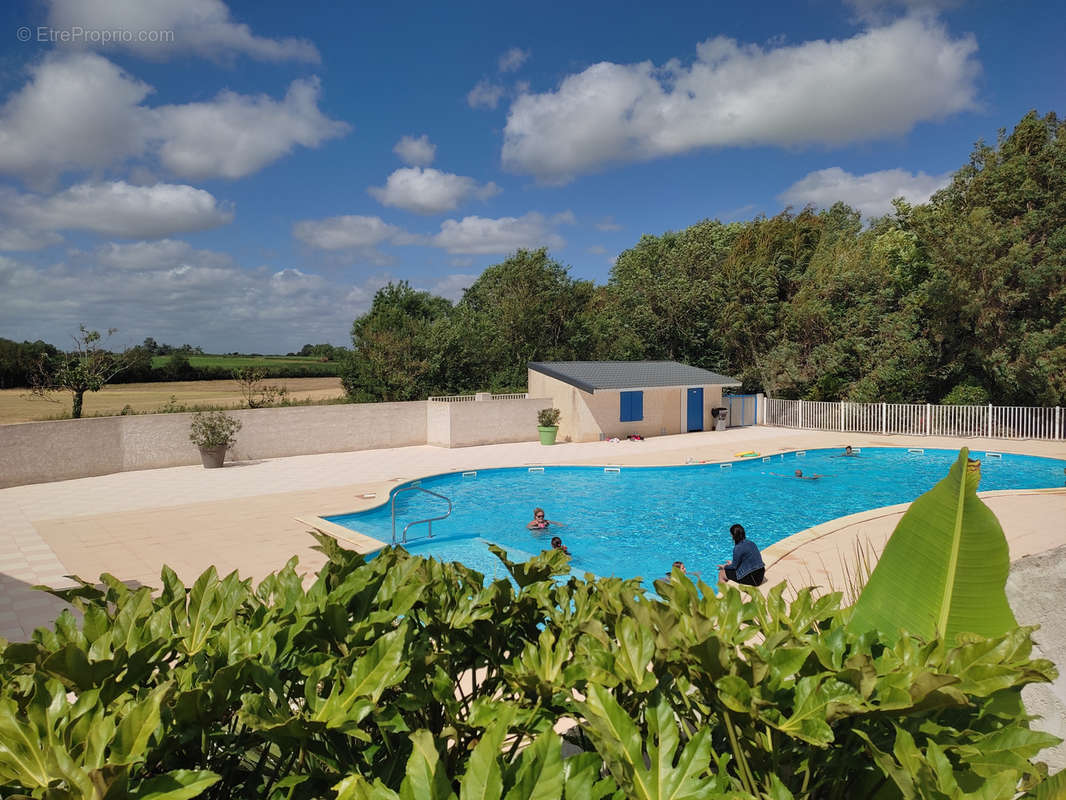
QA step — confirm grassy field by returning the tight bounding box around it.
[0,377,346,424]
[148,354,333,370]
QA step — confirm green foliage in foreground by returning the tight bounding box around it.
[850,448,1017,644]
[0,533,1060,800]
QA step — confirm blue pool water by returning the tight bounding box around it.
[326,447,1066,584]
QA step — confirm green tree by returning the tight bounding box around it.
[454,248,595,390]
[31,326,144,418]
[913,111,1066,404]
[341,282,452,402]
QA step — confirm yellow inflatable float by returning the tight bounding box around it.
[734,451,759,458]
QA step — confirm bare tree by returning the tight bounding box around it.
[32,326,142,419]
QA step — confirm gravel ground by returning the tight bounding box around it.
[1007,544,1066,773]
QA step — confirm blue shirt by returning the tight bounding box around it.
[730,539,764,579]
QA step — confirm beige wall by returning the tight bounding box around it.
[0,399,546,489]
[426,398,545,447]
[527,370,731,442]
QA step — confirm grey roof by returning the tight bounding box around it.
[528,361,742,393]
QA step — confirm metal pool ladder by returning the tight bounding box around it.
[391,486,452,544]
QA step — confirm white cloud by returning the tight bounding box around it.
[779,166,952,218]
[0,226,63,251]
[393,134,436,166]
[293,215,406,264]
[0,252,382,354]
[152,78,350,179]
[502,17,979,183]
[595,216,622,232]
[427,273,477,301]
[3,181,233,238]
[0,53,348,185]
[431,212,566,255]
[845,0,964,24]
[0,53,151,187]
[499,47,530,72]
[467,80,505,110]
[93,239,233,271]
[46,0,320,62]
[368,168,500,215]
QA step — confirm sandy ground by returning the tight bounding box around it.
[0,426,1063,768]
[0,377,345,423]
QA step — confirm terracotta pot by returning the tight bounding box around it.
[198,445,228,468]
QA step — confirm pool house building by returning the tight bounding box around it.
[527,361,743,443]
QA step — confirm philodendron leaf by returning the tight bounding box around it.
[849,448,1017,643]
[400,730,457,800]
[128,769,221,800]
[459,706,516,800]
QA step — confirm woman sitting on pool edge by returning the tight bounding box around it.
[527,507,564,530]
[718,523,765,587]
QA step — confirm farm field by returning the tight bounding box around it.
[0,377,346,424]
[148,354,338,372]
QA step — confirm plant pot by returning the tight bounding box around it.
[199,445,228,468]
[537,426,559,446]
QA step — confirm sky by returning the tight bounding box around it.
[0,0,1063,354]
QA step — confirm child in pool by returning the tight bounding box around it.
[550,536,571,555]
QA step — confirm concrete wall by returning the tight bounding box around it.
[528,370,730,442]
[0,398,546,488]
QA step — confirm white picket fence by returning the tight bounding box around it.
[763,398,1066,441]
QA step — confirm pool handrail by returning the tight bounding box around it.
[392,485,453,544]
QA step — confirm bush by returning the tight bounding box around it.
[188,410,242,448]
[537,407,561,427]
[0,537,1058,799]
[941,382,990,405]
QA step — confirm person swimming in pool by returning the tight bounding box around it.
[834,445,859,457]
[527,507,564,530]
[664,560,699,581]
[770,469,824,480]
[550,536,571,555]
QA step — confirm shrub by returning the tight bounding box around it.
[537,407,561,427]
[941,381,990,405]
[188,410,242,449]
[0,537,1058,799]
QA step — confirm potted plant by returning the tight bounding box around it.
[189,410,242,468]
[537,407,561,445]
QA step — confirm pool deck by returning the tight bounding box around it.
[1,426,1063,641]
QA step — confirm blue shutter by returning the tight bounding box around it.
[620,391,644,422]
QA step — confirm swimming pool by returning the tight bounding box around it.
[325,447,1066,584]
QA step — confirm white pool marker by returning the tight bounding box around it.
[462,471,477,478]
[762,457,771,463]
[985,452,1003,459]
[796,451,806,457]
[604,466,621,473]
[719,463,732,469]
[908,448,925,454]
[528,466,545,473]
[852,447,862,453]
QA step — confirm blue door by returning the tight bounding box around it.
[686,388,703,432]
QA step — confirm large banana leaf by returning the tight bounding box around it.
[848,448,1017,643]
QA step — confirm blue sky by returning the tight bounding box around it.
[0,0,1063,353]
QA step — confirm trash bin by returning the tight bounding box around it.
[712,407,728,432]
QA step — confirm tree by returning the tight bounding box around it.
[32,326,144,418]
[340,282,452,402]
[455,248,596,390]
